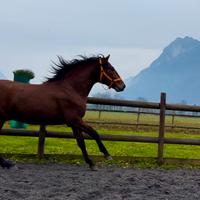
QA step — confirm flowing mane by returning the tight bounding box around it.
[46,55,101,82]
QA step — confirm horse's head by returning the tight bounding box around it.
[98,55,126,92]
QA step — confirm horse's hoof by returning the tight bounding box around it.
[105,155,113,161]
[90,165,98,171]
[1,160,15,169]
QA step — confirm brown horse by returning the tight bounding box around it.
[0,55,125,170]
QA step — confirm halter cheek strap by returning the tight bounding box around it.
[99,58,122,88]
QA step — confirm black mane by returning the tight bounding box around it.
[46,55,101,82]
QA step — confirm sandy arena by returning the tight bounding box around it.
[1,163,200,200]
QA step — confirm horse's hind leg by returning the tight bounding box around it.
[0,120,14,168]
[74,120,112,160]
[72,127,96,170]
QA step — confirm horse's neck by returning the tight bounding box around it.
[63,64,98,97]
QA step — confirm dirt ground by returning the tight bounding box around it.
[1,163,200,200]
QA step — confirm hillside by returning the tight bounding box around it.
[0,72,5,79]
[122,36,200,104]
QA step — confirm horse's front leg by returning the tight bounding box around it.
[73,120,112,160]
[71,127,96,170]
[0,120,14,169]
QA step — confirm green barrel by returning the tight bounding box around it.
[10,70,35,129]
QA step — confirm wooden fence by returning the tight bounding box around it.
[1,92,200,164]
[87,106,200,131]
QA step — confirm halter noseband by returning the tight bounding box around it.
[99,58,122,89]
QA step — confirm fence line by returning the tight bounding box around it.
[87,106,200,131]
[86,121,200,130]
[1,92,200,163]
[87,96,200,112]
[2,128,200,145]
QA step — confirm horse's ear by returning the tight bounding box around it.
[105,54,110,61]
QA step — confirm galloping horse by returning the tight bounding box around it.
[0,55,125,170]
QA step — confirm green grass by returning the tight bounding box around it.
[1,110,200,168]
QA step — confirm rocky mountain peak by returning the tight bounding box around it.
[122,36,200,104]
[162,36,200,59]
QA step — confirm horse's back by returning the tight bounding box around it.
[0,80,13,91]
[0,80,46,120]
[0,80,14,102]
[0,80,86,124]
[0,80,36,102]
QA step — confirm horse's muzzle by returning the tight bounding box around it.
[114,82,126,92]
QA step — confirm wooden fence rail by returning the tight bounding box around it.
[87,97,200,131]
[87,96,200,112]
[87,107,200,130]
[1,92,200,164]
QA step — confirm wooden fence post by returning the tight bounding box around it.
[38,125,46,159]
[157,92,166,164]
[136,108,141,131]
[171,112,175,129]
[98,110,102,120]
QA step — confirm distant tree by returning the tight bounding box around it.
[179,100,187,105]
[90,92,125,111]
[92,92,112,99]
[113,94,124,100]
[176,100,188,115]
[90,92,112,110]
[192,104,198,116]
[137,97,147,102]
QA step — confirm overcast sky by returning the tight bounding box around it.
[0,0,200,91]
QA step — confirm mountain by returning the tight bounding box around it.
[122,36,200,104]
[0,72,5,79]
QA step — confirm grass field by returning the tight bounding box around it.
[1,110,200,168]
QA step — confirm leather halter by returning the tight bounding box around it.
[99,58,122,88]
